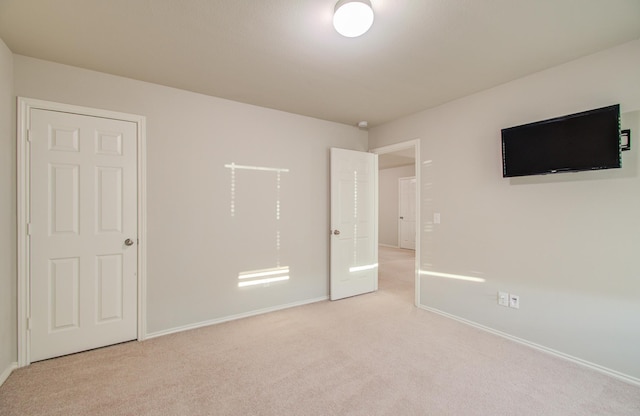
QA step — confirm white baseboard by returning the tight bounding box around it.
[146,296,329,340]
[418,304,640,387]
[378,243,399,248]
[0,362,18,387]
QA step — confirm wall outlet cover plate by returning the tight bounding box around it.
[498,291,509,307]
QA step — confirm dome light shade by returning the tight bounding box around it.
[333,0,374,38]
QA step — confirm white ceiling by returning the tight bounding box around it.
[1,0,639,127]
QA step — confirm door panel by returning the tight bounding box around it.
[96,254,124,322]
[330,148,378,300]
[30,108,138,362]
[49,257,80,331]
[96,167,124,233]
[50,164,80,235]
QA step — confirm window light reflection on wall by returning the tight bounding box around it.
[419,270,486,283]
[225,163,291,289]
[238,267,290,288]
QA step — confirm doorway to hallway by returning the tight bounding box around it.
[377,246,415,304]
[371,139,420,306]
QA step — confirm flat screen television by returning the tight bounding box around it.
[501,104,621,177]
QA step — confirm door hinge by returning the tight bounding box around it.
[27,129,32,142]
[27,223,32,235]
[27,317,32,330]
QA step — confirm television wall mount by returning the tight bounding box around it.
[621,129,630,151]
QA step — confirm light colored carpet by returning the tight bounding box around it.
[1,246,639,415]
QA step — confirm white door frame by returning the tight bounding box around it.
[17,97,147,367]
[371,139,420,306]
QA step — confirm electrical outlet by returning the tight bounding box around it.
[509,294,520,309]
[498,291,509,307]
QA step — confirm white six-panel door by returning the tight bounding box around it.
[330,148,378,300]
[29,108,138,362]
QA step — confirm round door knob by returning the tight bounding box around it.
[124,238,135,246]
[333,230,340,235]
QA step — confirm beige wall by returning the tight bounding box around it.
[0,38,16,378]
[369,39,640,381]
[13,55,367,335]
[379,165,415,247]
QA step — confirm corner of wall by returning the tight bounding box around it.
[0,37,18,379]
[0,362,18,387]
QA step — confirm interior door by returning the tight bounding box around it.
[330,148,378,300]
[398,176,416,250]
[29,108,138,362]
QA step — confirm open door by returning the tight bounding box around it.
[330,148,378,300]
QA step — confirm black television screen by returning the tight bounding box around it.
[501,104,621,177]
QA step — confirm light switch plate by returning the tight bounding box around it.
[509,294,520,309]
[498,291,509,307]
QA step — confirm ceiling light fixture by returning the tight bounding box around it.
[333,0,374,38]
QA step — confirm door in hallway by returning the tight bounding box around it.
[398,176,416,250]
